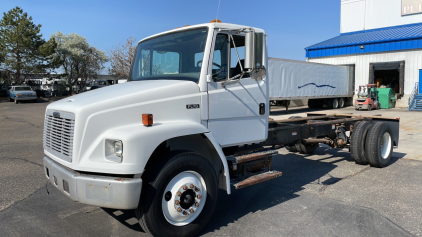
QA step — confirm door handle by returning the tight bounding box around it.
[259,103,265,115]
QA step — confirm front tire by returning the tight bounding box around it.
[136,152,219,237]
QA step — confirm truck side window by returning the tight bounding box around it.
[212,34,228,81]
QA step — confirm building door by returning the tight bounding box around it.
[207,31,268,147]
[419,69,422,94]
[369,61,404,97]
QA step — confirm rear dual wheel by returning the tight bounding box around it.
[136,152,218,237]
[365,122,393,168]
[350,121,393,167]
[350,121,372,165]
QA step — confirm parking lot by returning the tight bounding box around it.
[1,100,422,237]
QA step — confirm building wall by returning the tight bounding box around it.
[341,0,422,33]
[308,50,422,107]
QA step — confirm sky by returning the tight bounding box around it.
[1,0,341,71]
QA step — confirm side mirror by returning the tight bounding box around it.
[245,32,264,70]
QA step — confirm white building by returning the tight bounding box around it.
[306,0,422,107]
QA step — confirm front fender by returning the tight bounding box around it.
[76,121,210,174]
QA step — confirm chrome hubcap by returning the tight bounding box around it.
[380,132,392,159]
[162,171,206,226]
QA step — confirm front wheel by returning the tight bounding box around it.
[136,152,219,237]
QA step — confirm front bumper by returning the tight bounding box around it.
[43,156,142,209]
[15,95,37,101]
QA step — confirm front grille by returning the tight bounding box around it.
[43,112,75,161]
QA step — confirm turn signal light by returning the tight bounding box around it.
[142,114,153,126]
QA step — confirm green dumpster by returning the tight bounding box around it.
[377,88,396,109]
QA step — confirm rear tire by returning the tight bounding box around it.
[9,97,13,102]
[339,98,345,108]
[365,122,393,168]
[136,151,218,237]
[350,121,373,165]
[329,98,339,109]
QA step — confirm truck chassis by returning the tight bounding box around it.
[226,112,399,190]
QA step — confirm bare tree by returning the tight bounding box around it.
[108,36,137,78]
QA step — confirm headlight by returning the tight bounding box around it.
[114,141,123,157]
[105,139,123,162]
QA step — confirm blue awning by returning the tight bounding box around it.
[306,23,422,58]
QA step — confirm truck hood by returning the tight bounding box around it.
[47,80,200,113]
[44,79,202,170]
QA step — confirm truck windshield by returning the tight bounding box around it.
[129,28,208,83]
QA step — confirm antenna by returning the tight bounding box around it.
[215,0,221,22]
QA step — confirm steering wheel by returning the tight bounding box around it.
[196,60,221,68]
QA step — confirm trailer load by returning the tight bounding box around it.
[268,58,354,112]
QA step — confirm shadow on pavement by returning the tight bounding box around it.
[102,146,407,236]
[102,208,145,233]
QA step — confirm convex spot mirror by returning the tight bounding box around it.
[245,32,266,80]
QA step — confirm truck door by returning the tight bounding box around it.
[207,31,268,147]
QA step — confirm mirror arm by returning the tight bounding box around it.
[229,34,244,72]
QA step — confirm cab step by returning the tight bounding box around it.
[232,170,282,189]
[227,149,278,166]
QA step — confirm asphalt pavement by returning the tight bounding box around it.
[0,100,421,237]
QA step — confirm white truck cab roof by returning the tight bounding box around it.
[138,22,265,44]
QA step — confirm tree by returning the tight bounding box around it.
[0,7,56,84]
[108,36,137,78]
[51,32,107,93]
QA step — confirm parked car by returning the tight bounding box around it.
[7,86,38,103]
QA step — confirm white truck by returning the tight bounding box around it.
[269,58,354,113]
[43,22,400,237]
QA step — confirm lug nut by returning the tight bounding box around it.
[197,194,202,199]
[183,185,187,190]
[177,207,182,212]
[175,200,180,205]
[183,211,188,215]
[195,202,199,207]
[195,187,200,192]
[190,209,194,213]
[177,192,182,196]
[190,184,194,188]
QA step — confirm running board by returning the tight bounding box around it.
[232,171,282,190]
[227,149,278,166]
